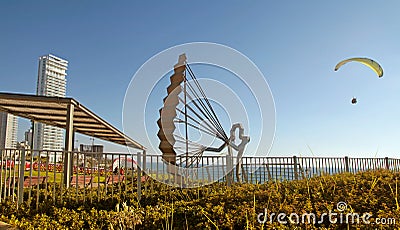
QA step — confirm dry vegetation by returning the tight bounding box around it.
[1,170,399,229]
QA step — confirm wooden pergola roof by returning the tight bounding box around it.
[0,92,145,150]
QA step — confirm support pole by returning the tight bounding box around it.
[143,150,147,192]
[293,156,299,180]
[17,149,26,205]
[385,157,389,170]
[236,158,242,183]
[184,69,189,169]
[137,151,142,201]
[63,103,74,188]
[226,146,233,186]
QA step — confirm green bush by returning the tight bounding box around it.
[0,170,399,229]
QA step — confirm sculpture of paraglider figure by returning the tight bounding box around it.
[351,97,357,104]
[157,54,250,187]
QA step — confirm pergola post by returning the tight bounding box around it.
[63,103,74,188]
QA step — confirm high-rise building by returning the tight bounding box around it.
[0,112,18,149]
[24,128,33,147]
[33,54,68,151]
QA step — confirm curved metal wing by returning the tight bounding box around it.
[157,54,186,165]
[334,57,383,78]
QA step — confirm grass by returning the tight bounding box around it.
[1,166,108,184]
[1,169,400,229]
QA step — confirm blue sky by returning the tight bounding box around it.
[1,1,400,157]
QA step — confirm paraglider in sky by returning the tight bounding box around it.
[334,57,383,78]
[334,57,383,104]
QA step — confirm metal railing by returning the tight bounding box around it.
[1,148,400,209]
[0,149,147,208]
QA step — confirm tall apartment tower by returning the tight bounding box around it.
[0,112,18,149]
[33,54,68,151]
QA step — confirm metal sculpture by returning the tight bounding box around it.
[157,54,250,185]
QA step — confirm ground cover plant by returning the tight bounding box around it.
[0,169,399,229]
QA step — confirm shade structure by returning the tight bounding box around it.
[0,92,145,150]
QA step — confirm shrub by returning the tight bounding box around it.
[0,170,399,229]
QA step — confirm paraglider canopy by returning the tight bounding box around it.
[334,57,383,78]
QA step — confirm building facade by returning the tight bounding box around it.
[80,144,104,158]
[0,112,18,149]
[80,144,104,153]
[33,54,68,151]
[24,128,33,147]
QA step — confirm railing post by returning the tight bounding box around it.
[293,156,298,180]
[345,156,349,173]
[226,147,233,186]
[142,150,147,192]
[137,151,142,201]
[18,149,26,206]
[385,157,389,170]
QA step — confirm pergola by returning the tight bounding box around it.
[0,92,145,186]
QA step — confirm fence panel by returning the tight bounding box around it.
[1,148,400,209]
